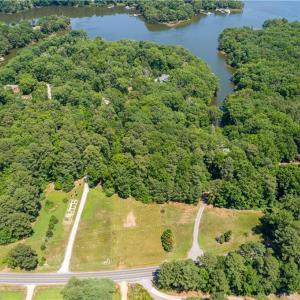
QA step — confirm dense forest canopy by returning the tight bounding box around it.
[0,28,219,244]
[156,19,300,297]
[206,19,300,209]
[0,0,244,23]
[157,19,300,299]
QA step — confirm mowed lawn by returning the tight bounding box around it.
[0,287,25,300]
[0,182,83,272]
[71,187,198,271]
[199,205,263,255]
[33,287,63,300]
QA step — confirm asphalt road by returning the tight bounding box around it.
[0,267,157,285]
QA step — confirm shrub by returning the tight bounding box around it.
[46,229,53,238]
[39,256,46,266]
[40,243,46,251]
[161,229,174,252]
[62,277,115,300]
[216,230,232,244]
[223,230,232,242]
[44,200,54,210]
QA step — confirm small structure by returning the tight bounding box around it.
[102,97,110,105]
[155,74,170,83]
[64,199,78,225]
[127,86,133,93]
[222,147,230,154]
[5,85,20,94]
[21,94,32,100]
[0,57,4,62]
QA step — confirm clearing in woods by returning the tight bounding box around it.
[0,182,83,272]
[198,205,263,256]
[71,187,199,271]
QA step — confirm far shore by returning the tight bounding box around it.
[160,7,243,27]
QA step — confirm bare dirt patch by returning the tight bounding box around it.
[123,211,137,228]
[45,183,55,195]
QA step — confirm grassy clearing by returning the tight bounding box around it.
[33,286,63,300]
[71,187,198,271]
[199,205,262,256]
[0,181,83,272]
[128,284,152,300]
[0,286,25,300]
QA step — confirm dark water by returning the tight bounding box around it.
[1,1,299,102]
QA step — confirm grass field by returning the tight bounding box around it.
[128,284,152,300]
[33,287,63,300]
[0,181,83,271]
[199,205,262,255]
[0,287,25,300]
[71,187,199,271]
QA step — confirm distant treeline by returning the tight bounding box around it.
[0,15,70,56]
[0,0,244,23]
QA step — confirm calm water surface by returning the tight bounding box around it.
[1,1,299,102]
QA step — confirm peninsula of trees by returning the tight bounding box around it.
[0,0,244,23]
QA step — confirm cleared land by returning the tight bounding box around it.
[0,182,83,271]
[33,287,63,300]
[128,284,152,300]
[71,187,198,271]
[0,286,25,300]
[199,205,262,255]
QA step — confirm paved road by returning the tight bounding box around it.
[59,182,89,273]
[0,267,157,285]
[187,202,206,260]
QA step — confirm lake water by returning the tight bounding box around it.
[1,1,299,102]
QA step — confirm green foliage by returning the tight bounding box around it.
[216,230,232,244]
[6,244,38,270]
[0,0,244,23]
[61,277,115,300]
[138,0,243,24]
[205,19,300,210]
[161,229,174,252]
[19,73,37,95]
[0,15,70,57]
[156,259,209,292]
[0,31,218,244]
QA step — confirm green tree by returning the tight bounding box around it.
[6,244,38,270]
[161,229,174,252]
[62,277,116,300]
